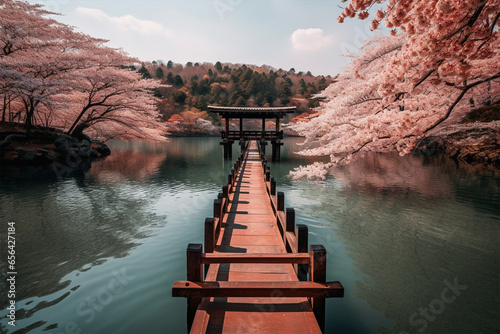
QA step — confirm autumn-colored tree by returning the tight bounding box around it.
[290,0,500,179]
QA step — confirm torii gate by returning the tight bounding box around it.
[207,106,296,161]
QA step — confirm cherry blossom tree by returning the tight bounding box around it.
[0,0,101,134]
[0,0,166,141]
[290,0,500,179]
[64,63,166,141]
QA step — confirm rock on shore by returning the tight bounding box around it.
[0,132,111,167]
[416,122,500,168]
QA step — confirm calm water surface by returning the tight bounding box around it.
[0,137,498,334]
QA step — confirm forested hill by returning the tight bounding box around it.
[137,61,334,126]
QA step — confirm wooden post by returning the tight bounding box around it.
[204,218,215,277]
[221,140,233,159]
[222,184,228,200]
[262,117,266,138]
[276,117,280,133]
[296,224,308,281]
[271,140,283,162]
[225,118,229,137]
[284,208,295,253]
[260,140,267,155]
[277,192,285,211]
[214,199,221,219]
[228,141,233,159]
[204,218,215,254]
[277,192,285,242]
[228,173,233,187]
[266,171,271,182]
[286,208,295,233]
[271,178,276,196]
[186,244,203,332]
[239,118,243,139]
[309,245,327,333]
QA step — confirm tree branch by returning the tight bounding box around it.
[477,11,500,51]
[424,73,500,134]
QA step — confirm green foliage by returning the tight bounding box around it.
[138,65,151,79]
[155,67,164,79]
[166,72,174,84]
[173,75,184,87]
[148,61,333,122]
[173,91,187,104]
[215,61,223,72]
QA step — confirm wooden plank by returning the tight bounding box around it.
[172,281,344,298]
[185,141,338,333]
[195,298,321,334]
[202,253,310,264]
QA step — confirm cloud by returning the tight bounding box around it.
[76,7,173,38]
[290,28,332,51]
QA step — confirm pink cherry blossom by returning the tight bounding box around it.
[290,0,499,179]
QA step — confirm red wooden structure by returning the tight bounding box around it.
[172,141,344,333]
[207,106,295,161]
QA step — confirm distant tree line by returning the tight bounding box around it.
[137,61,333,124]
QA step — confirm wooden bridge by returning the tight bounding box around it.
[172,141,344,333]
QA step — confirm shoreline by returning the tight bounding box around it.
[2,124,499,173]
[416,125,500,168]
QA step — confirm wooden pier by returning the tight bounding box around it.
[172,141,344,333]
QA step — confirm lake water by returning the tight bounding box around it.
[0,137,498,334]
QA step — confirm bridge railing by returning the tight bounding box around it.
[258,141,309,279]
[172,141,343,333]
[221,130,284,140]
[204,141,249,258]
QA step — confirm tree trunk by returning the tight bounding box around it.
[23,98,38,138]
[68,105,92,136]
[2,96,6,122]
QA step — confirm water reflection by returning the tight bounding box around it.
[0,165,169,332]
[297,151,499,333]
[0,138,233,333]
[331,152,453,198]
[88,147,166,183]
[0,138,498,334]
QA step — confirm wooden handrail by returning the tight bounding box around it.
[176,142,343,333]
[222,130,284,140]
[202,253,310,264]
[173,281,344,299]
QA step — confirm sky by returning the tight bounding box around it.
[26,0,383,76]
